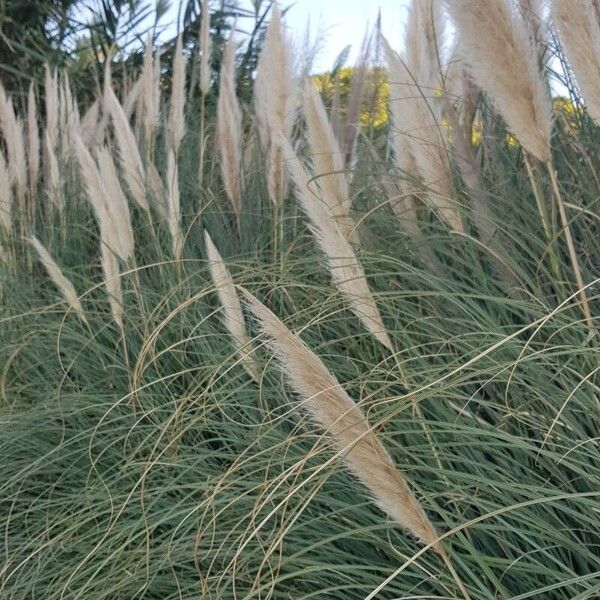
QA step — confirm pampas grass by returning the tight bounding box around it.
[101,243,124,331]
[384,1,464,233]
[0,148,12,234]
[243,291,471,600]
[96,147,135,263]
[217,30,242,219]
[551,0,600,124]
[44,130,61,212]
[445,0,551,162]
[0,85,27,199]
[303,81,355,242]
[44,65,59,156]
[205,230,258,380]
[29,236,87,323]
[142,35,161,153]
[199,3,212,97]
[242,290,439,546]
[198,2,211,183]
[254,5,296,207]
[282,138,393,352]
[446,0,592,326]
[76,138,133,263]
[105,86,149,213]
[27,84,39,199]
[167,36,186,153]
[165,36,187,258]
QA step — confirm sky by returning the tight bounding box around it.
[156,0,411,73]
[264,0,410,72]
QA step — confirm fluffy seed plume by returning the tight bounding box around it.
[166,150,184,259]
[80,100,101,148]
[445,0,552,162]
[142,35,161,148]
[30,237,87,323]
[254,5,297,206]
[105,86,149,212]
[27,83,40,198]
[551,0,600,124]
[0,148,12,233]
[0,85,27,196]
[303,81,355,242]
[44,130,61,211]
[96,147,135,262]
[204,231,258,380]
[216,29,242,217]
[168,35,187,153]
[384,2,464,233]
[44,65,59,154]
[76,137,133,263]
[243,290,441,549]
[199,2,212,96]
[282,138,392,351]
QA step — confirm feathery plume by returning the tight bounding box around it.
[519,0,547,58]
[551,0,600,123]
[0,148,12,233]
[243,290,440,549]
[27,83,40,198]
[303,82,355,242]
[44,65,59,154]
[44,130,61,211]
[76,137,133,263]
[204,231,258,379]
[166,150,184,259]
[29,237,87,323]
[80,100,101,148]
[96,147,135,262]
[445,0,552,161]
[199,2,212,96]
[168,35,187,153]
[216,30,242,217]
[282,139,392,351]
[123,76,143,121]
[0,86,28,196]
[142,35,160,148]
[105,86,149,212]
[254,5,297,206]
[384,35,463,233]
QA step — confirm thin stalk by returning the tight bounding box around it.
[523,153,564,292]
[439,546,471,600]
[198,94,206,185]
[547,161,594,331]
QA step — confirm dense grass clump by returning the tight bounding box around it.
[1,1,599,598]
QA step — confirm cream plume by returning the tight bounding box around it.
[216,30,242,217]
[551,0,600,124]
[282,138,392,351]
[254,5,297,206]
[303,81,355,242]
[243,290,441,550]
[30,237,87,323]
[27,83,40,198]
[105,86,149,212]
[199,3,212,96]
[0,148,12,233]
[204,231,258,380]
[445,0,552,161]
